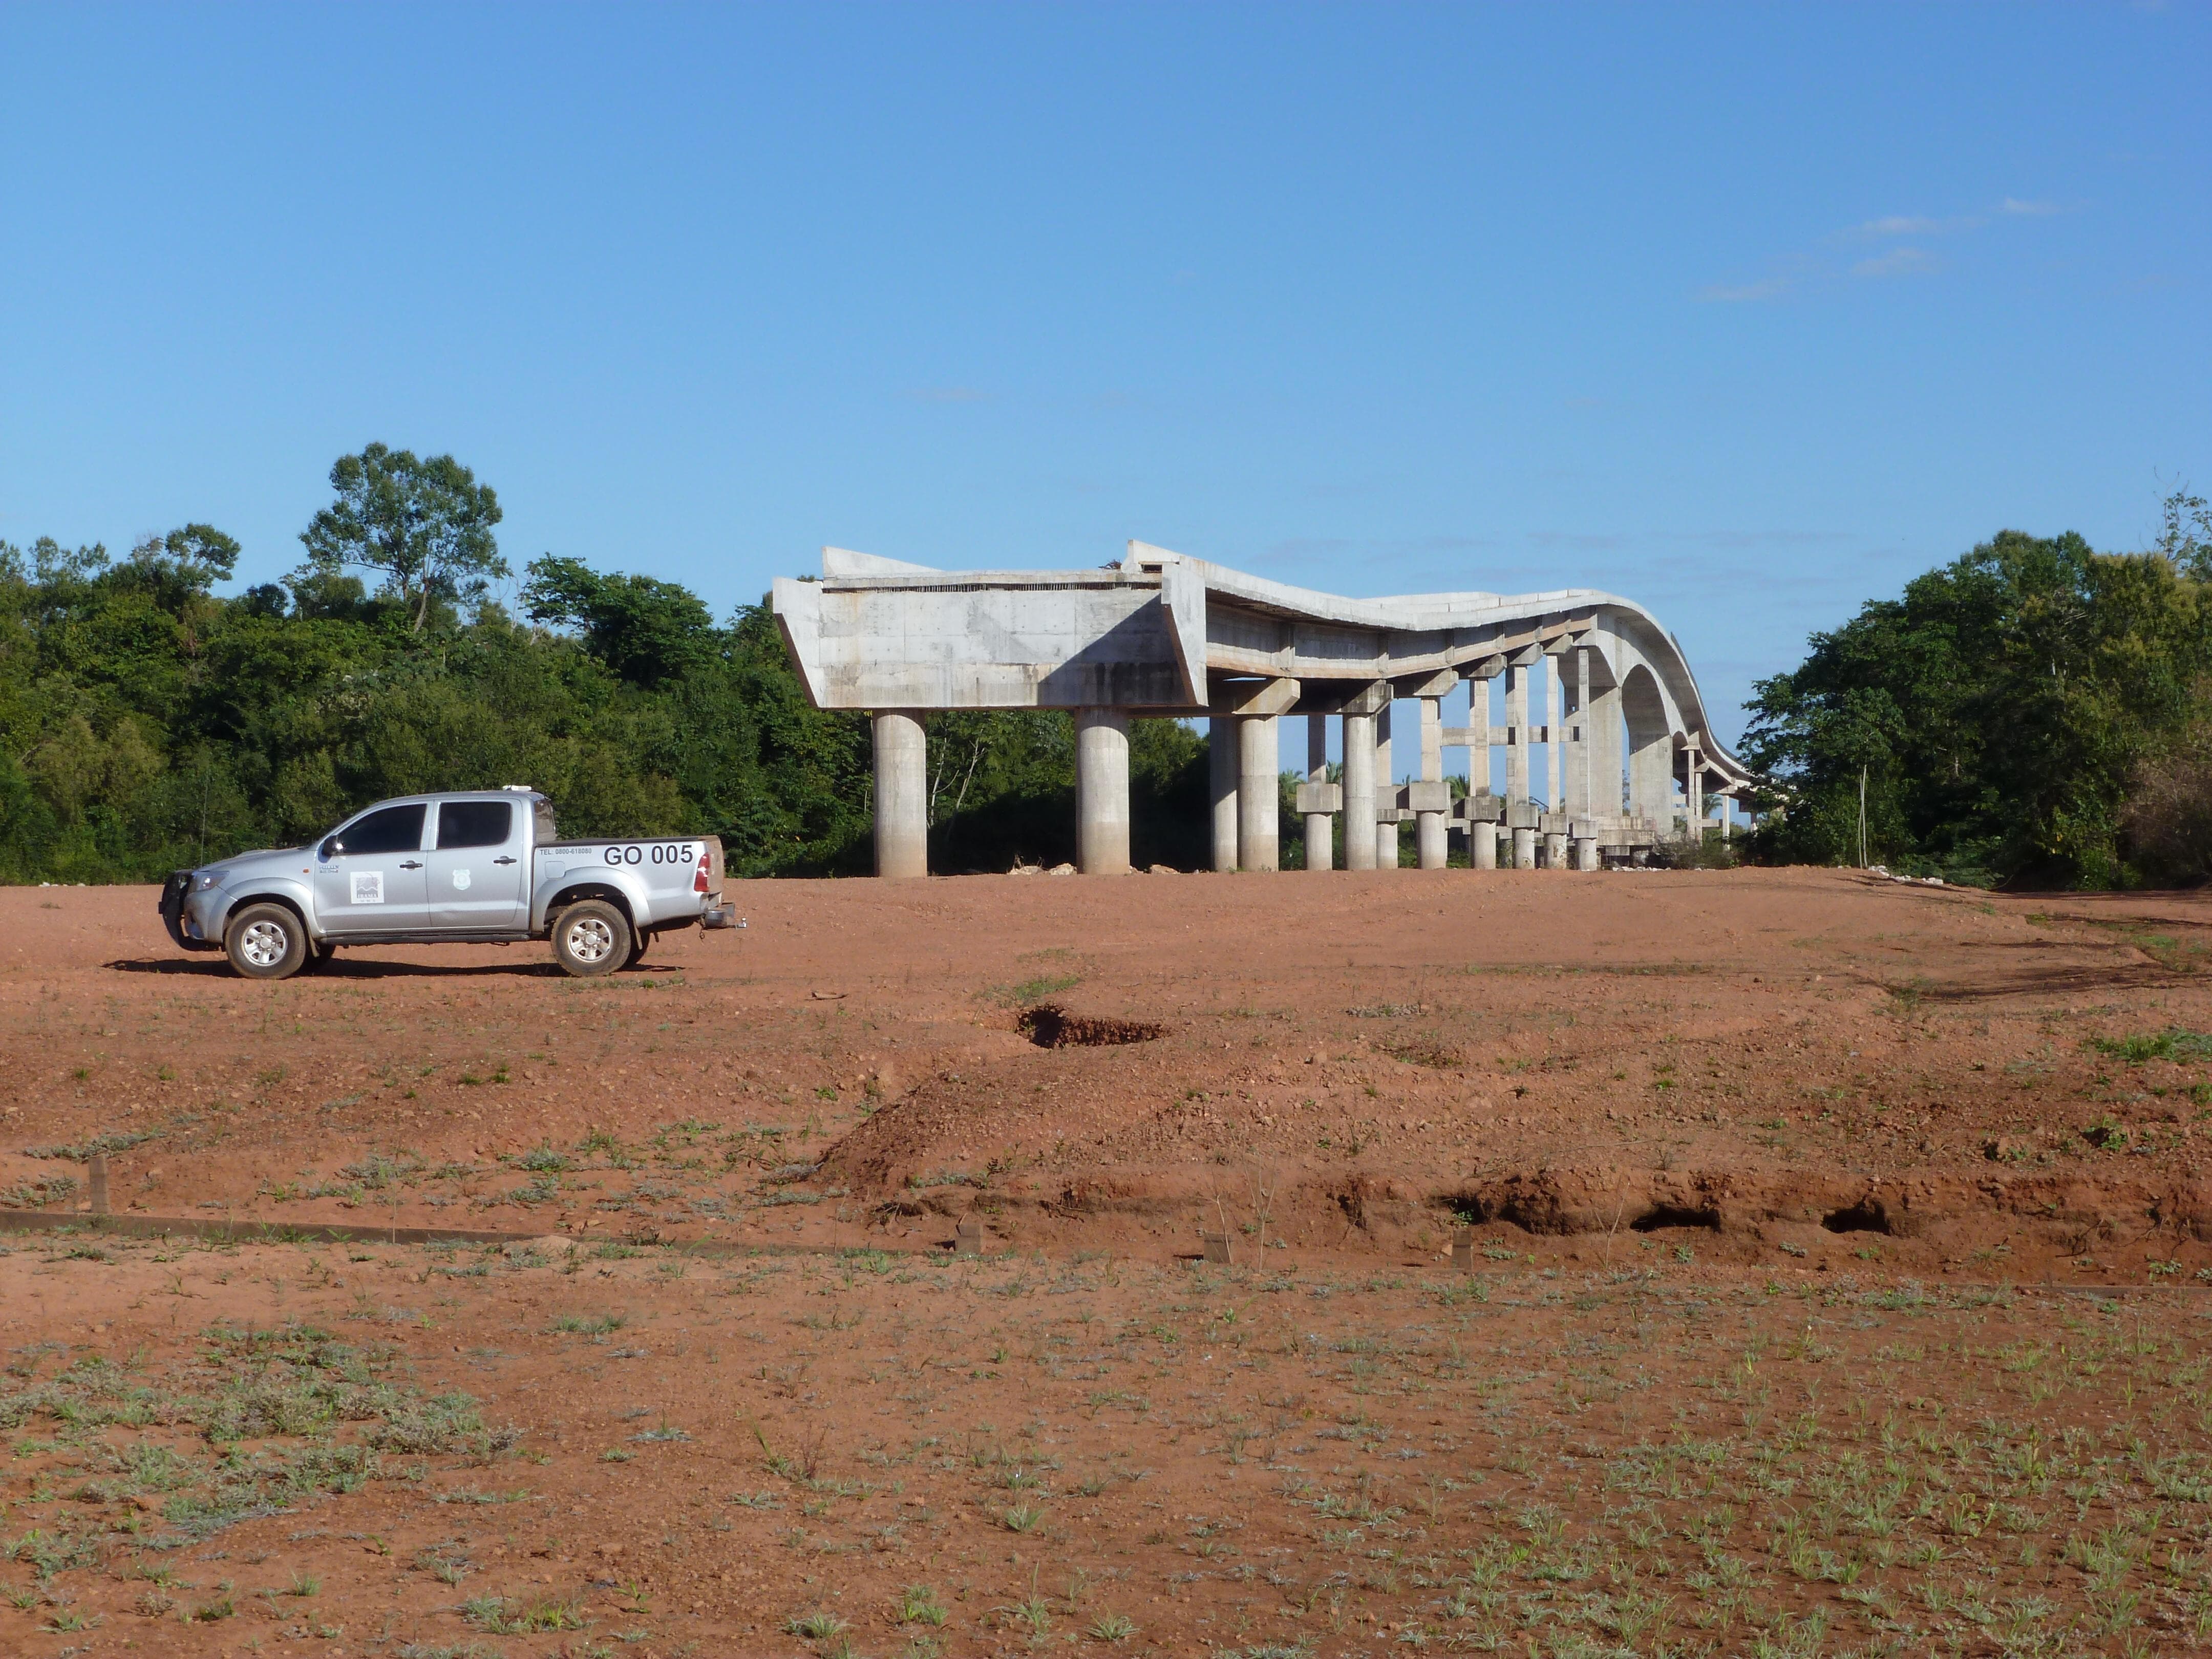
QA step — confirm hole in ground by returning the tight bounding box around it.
[1017,1005,1166,1048]
[1822,1201,1892,1235]
[1630,1204,1720,1232]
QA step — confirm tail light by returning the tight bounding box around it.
[694,849,711,894]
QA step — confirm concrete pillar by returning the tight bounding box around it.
[1546,655,1563,814]
[1416,696,1447,869]
[1465,667,1500,806]
[1591,680,1624,819]
[1512,826,1536,869]
[1719,795,1732,842]
[1568,648,1592,819]
[1074,708,1131,875]
[872,711,929,879]
[1208,716,1239,871]
[1374,702,1398,869]
[1470,821,1497,870]
[1342,711,1376,870]
[1238,715,1279,873]
[1628,727,1672,830]
[1304,714,1333,872]
[1503,664,1529,807]
[1572,836,1599,870]
[1686,750,1704,843]
[1543,831,1567,868]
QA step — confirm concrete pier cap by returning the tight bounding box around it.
[771,541,1753,877]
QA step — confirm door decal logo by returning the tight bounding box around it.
[452,868,472,891]
[350,871,385,905]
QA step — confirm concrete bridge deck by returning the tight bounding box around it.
[773,541,1755,876]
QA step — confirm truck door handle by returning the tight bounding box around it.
[399,861,423,869]
[493,856,517,865]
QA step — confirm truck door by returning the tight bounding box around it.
[428,799,529,931]
[313,803,431,934]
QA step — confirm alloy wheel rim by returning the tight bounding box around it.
[241,921,287,968]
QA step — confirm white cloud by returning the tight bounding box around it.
[2001,196,2061,216]
[1696,278,1791,303]
[1851,215,1944,238]
[1852,246,1938,278]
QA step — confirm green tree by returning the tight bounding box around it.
[520,555,715,688]
[1746,518,2212,887]
[298,443,507,631]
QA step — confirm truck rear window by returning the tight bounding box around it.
[437,801,514,850]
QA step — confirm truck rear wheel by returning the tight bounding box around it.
[552,900,631,977]
[225,903,308,981]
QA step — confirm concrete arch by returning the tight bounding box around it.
[1620,663,1673,828]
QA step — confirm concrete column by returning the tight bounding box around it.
[1546,655,1563,814]
[1470,821,1497,870]
[872,711,929,879]
[1591,680,1624,820]
[1512,825,1536,869]
[1719,795,1732,842]
[1074,708,1131,875]
[1374,702,1399,869]
[1238,714,1279,873]
[1686,750,1704,843]
[1572,836,1599,870]
[1628,727,1672,831]
[1504,665,1529,807]
[1543,830,1568,868]
[1466,668,1499,803]
[1304,714,1333,871]
[1570,648,1592,818]
[1342,711,1376,870]
[1208,716,1239,871]
[1416,696,1447,869]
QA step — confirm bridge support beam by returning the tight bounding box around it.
[1075,708,1131,875]
[1303,714,1333,872]
[1238,715,1280,873]
[1343,711,1376,870]
[1374,703,1399,870]
[1208,717,1239,871]
[873,711,929,879]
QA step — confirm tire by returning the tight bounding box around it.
[624,930,650,967]
[300,941,338,974]
[552,900,631,977]
[224,903,308,981]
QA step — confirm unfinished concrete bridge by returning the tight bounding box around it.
[772,542,1756,877]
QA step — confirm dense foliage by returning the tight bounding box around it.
[0,449,1221,883]
[1744,492,2212,888]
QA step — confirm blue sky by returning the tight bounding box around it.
[3,3,2205,754]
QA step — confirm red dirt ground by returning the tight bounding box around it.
[4,868,2212,1656]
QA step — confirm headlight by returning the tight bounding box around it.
[190,872,221,893]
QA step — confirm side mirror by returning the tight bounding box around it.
[320,837,341,860]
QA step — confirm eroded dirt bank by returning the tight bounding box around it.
[6,869,2211,1285]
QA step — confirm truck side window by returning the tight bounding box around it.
[437,801,514,850]
[334,804,427,856]
[534,800,559,844]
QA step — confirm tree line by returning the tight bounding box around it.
[0,444,1217,883]
[7,444,2207,888]
[1743,488,2212,887]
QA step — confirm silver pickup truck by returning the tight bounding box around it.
[159,786,736,980]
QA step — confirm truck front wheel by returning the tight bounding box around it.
[225,903,308,981]
[552,900,631,977]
